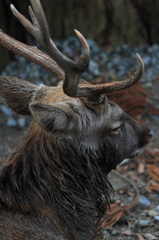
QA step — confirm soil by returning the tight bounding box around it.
[0,82,159,240]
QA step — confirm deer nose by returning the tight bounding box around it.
[148,130,153,141]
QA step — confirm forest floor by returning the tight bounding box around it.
[0,80,159,240]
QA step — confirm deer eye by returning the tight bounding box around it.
[112,126,120,132]
[111,123,122,133]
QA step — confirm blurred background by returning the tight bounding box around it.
[1,0,159,71]
[0,1,159,239]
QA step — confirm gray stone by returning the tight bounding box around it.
[144,233,158,240]
[148,210,159,217]
[111,229,118,236]
[139,196,151,206]
[139,220,149,227]
[154,216,159,221]
[6,118,17,127]
[0,105,12,117]
[102,230,111,236]
[88,60,100,76]
[17,118,26,128]
[156,205,159,212]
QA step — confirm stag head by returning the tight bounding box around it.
[0,0,151,171]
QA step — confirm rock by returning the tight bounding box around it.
[147,44,159,56]
[139,196,151,206]
[118,70,126,77]
[148,210,159,217]
[154,216,159,221]
[142,82,153,88]
[0,105,12,117]
[144,69,155,81]
[6,118,17,127]
[144,233,158,240]
[86,39,96,48]
[139,220,149,227]
[17,118,26,128]
[102,230,111,236]
[111,229,118,236]
[142,56,152,66]
[88,60,100,76]
[156,205,159,212]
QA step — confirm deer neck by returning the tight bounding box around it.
[0,122,112,240]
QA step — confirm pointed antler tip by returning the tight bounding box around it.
[74,29,82,38]
[74,29,79,34]
[74,29,90,51]
[10,4,18,14]
[10,4,15,10]
[136,53,144,73]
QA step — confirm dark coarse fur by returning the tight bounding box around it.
[0,122,122,240]
[0,76,151,240]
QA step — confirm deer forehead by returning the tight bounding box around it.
[34,84,70,103]
[33,85,125,127]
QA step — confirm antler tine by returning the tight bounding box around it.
[30,0,90,97]
[76,53,144,99]
[9,0,143,102]
[11,0,90,97]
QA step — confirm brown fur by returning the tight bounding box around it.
[0,75,151,240]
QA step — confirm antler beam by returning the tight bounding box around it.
[0,30,64,81]
[76,53,144,97]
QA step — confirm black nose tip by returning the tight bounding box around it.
[148,130,153,141]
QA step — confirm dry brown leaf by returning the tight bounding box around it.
[136,233,145,240]
[146,164,159,181]
[153,233,159,237]
[98,168,140,229]
[147,180,159,192]
[98,202,130,229]
[118,189,134,197]
[122,230,132,236]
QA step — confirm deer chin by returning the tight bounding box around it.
[129,148,145,158]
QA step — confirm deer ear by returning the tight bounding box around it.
[29,102,69,133]
[0,76,37,115]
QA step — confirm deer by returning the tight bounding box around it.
[0,0,152,240]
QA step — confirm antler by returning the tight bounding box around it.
[10,0,90,97]
[1,0,144,102]
[0,30,64,81]
[76,53,144,97]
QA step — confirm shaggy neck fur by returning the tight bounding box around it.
[0,122,121,240]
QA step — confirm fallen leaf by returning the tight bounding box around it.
[118,189,134,197]
[146,164,159,181]
[146,180,159,192]
[98,201,130,229]
[122,230,132,236]
[153,233,159,237]
[136,233,145,240]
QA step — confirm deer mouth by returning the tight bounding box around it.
[129,143,151,158]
